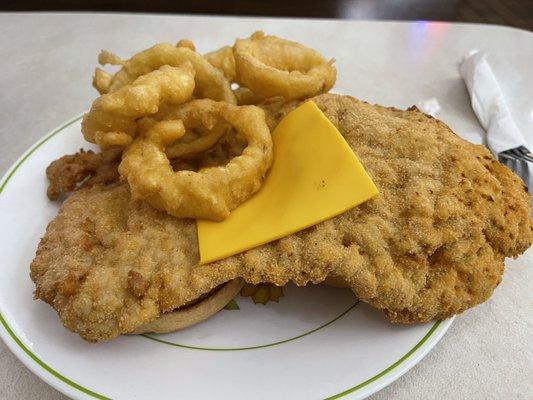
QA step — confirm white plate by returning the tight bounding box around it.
[0,116,453,400]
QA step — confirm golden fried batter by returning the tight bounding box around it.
[31,94,532,342]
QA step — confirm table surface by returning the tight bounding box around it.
[2,1,533,32]
[0,12,532,400]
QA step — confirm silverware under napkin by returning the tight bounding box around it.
[460,50,532,191]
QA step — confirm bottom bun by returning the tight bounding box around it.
[132,278,244,334]
[323,274,350,288]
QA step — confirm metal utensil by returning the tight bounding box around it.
[498,145,532,189]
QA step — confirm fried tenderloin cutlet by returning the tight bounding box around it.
[46,149,120,200]
[31,183,343,341]
[303,95,532,323]
[31,94,532,341]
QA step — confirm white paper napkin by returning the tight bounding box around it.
[459,50,528,155]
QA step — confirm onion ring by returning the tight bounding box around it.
[149,103,231,159]
[136,114,230,160]
[204,45,237,82]
[233,31,336,100]
[98,50,125,66]
[82,63,195,149]
[92,67,113,94]
[119,99,273,221]
[92,50,124,94]
[166,124,230,159]
[233,86,265,105]
[103,43,235,103]
[176,39,196,51]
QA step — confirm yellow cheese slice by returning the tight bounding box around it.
[197,100,378,264]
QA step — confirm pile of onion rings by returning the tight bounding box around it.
[204,46,237,82]
[81,32,335,220]
[83,64,196,149]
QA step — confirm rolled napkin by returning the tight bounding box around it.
[459,50,528,154]
[460,50,532,192]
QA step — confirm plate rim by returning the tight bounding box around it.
[0,115,454,400]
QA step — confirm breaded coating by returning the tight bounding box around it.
[31,94,532,341]
[31,183,342,341]
[46,149,120,199]
[307,95,532,323]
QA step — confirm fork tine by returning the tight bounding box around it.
[499,152,531,187]
[510,148,533,163]
[512,159,521,178]
[520,153,533,163]
[523,162,530,188]
[499,148,533,164]
[507,158,521,178]
[503,157,514,168]
[515,159,530,187]
[499,157,509,167]
[499,153,514,162]
[517,146,532,157]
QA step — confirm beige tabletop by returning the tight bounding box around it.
[0,13,532,400]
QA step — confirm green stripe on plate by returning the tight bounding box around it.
[0,115,110,400]
[326,320,442,399]
[142,301,360,351]
[0,313,110,400]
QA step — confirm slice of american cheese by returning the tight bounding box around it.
[197,100,378,264]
